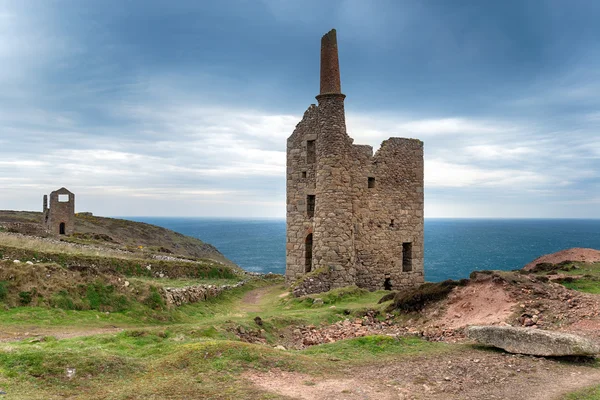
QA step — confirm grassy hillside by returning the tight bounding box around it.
[2,219,600,398]
[0,210,234,266]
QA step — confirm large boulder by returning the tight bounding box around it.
[466,325,600,356]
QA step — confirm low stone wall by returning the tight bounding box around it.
[292,268,331,297]
[163,281,247,306]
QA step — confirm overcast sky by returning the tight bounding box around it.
[1,0,598,218]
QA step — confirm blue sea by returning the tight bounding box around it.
[125,218,600,283]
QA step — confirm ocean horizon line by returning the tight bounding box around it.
[116,216,600,221]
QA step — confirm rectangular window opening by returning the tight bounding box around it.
[368,177,376,188]
[307,195,315,218]
[306,140,316,164]
[302,171,307,179]
[402,242,413,272]
[58,194,69,202]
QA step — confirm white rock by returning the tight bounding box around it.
[13,260,20,264]
[124,281,130,287]
[26,261,34,265]
[66,367,76,379]
[466,325,600,356]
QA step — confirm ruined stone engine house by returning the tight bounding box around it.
[42,187,75,235]
[286,29,425,294]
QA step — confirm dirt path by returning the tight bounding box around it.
[246,347,600,399]
[237,285,287,313]
[0,326,125,342]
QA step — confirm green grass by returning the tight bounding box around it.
[527,261,600,294]
[129,276,242,288]
[0,279,449,399]
[302,335,448,361]
[564,384,600,399]
[561,279,600,294]
[0,327,443,399]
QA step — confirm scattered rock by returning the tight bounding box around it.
[313,298,324,305]
[25,261,34,265]
[466,325,600,356]
[66,367,76,379]
[13,260,20,264]
[274,345,286,350]
[254,316,263,326]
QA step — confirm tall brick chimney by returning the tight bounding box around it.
[319,29,342,96]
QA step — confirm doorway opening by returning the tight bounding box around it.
[59,222,66,235]
[384,278,392,290]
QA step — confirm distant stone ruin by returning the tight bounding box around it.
[286,29,425,294]
[42,187,75,235]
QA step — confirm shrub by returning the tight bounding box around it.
[385,279,469,312]
[144,286,165,310]
[18,291,33,305]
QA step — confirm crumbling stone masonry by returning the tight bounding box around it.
[286,29,424,293]
[42,187,75,235]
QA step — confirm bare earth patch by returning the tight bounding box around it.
[244,369,399,400]
[246,349,600,400]
[0,326,124,342]
[435,281,516,329]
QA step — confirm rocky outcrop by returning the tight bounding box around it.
[466,325,600,356]
[163,281,246,306]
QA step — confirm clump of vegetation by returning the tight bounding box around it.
[526,260,578,274]
[85,281,129,312]
[18,290,33,305]
[0,281,8,302]
[144,286,166,310]
[384,279,469,312]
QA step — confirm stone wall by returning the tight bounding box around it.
[163,281,246,306]
[43,187,75,236]
[291,267,331,297]
[285,29,424,294]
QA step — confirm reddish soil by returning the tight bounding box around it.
[234,272,600,347]
[435,281,516,329]
[246,349,600,399]
[241,269,600,398]
[523,248,600,271]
